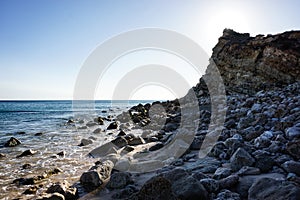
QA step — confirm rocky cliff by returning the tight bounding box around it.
[206,29,300,95]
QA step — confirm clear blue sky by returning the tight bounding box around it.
[0,0,299,100]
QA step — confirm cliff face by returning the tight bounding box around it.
[209,29,300,95]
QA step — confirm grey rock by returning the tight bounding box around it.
[237,166,260,176]
[79,138,93,146]
[219,175,239,189]
[200,178,219,193]
[252,150,274,172]
[254,135,271,148]
[107,172,132,189]
[213,167,232,180]
[190,136,203,150]
[111,136,128,148]
[286,139,300,160]
[93,128,102,134]
[230,147,255,171]
[127,136,145,146]
[248,177,300,200]
[80,160,114,191]
[16,149,37,158]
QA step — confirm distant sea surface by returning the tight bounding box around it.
[0,100,152,199]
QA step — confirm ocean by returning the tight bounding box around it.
[0,100,151,199]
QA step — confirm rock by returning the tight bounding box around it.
[127,136,145,146]
[213,167,232,180]
[35,132,43,136]
[46,181,78,200]
[80,160,114,191]
[23,186,39,194]
[224,138,243,157]
[171,159,184,166]
[118,130,126,136]
[112,185,138,199]
[111,136,128,148]
[22,163,32,169]
[200,178,219,193]
[286,139,300,159]
[230,147,255,171]
[248,177,300,200]
[94,117,104,125]
[285,123,300,140]
[282,161,300,176]
[79,138,93,146]
[149,142,164,151]
[106,172,132,189]
[37,193,65,200]
[252,150,274,172]
[0,153,6,158]
[219,175,239,189]
[86,121,97,127]
[237,166,260,176]
[57,151,65,157]
[164,122,178,132]
[172,175,208,200]
[17,149,36,158]
[162,168,189,183]
[93,128,102,134]
[4,137,21,147]
[215,189,240,200]
[189,136,203,150]
[107,122,118,130]
[130,176,177,200]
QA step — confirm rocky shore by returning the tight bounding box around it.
[2,29,300,200]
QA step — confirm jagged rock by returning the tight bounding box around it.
[107,122,118,130]
[16,149,37,158]
[80,160,114,191]
[111,136,128,148]
[230,148,255,171]
[4,137,21,147]
[219,175,239,189]
[248,178,300,200]
[211,29,300,95]
[106,172,132,189]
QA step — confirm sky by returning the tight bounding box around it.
[0,0,299,100]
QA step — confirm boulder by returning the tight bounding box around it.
[4,137,21,147]
[248,177,300,200]
[230,148,255,171]
[80,160,114,191]
[106,172,132,189]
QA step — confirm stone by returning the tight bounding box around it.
[111,136,128,148]
[35,132,43,136]
[282,161,300,176]
[118,130,126,136]
[127,136,145,146]
[22,163,32,169]
[47,181,78,200]
[189,136,203,150]
[130,176,177,200]
[80,160,114,191]
[248,178,300,200]
[93,128,102,134]
[254,135,271,148]
[237,166,260,176]
[79,138,93,146]
[200,178,219,193]
[286,140,300,159]
[213,167,232,180]
[17,149,36,158]
[94,117,104,125]
[106,172,132,189]
[230,148,255,171]
[0,153,6,158]
[219,175,239,189]
[4,137,21,147]
[107,122,118,130]
[112,185,138,199]
[285,123,300,140]
[215,189,240,200]
[23,186,39,194]
[57,151,65,157]
[252,150,274,172]
[86,121,97,127]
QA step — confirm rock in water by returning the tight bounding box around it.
[107,122,118,130]
[4,137,21,147]
[16,149,36,158]
[248,178,300,200]
[80,160,114,191]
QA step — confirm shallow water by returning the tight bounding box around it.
[0,100,151,199]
